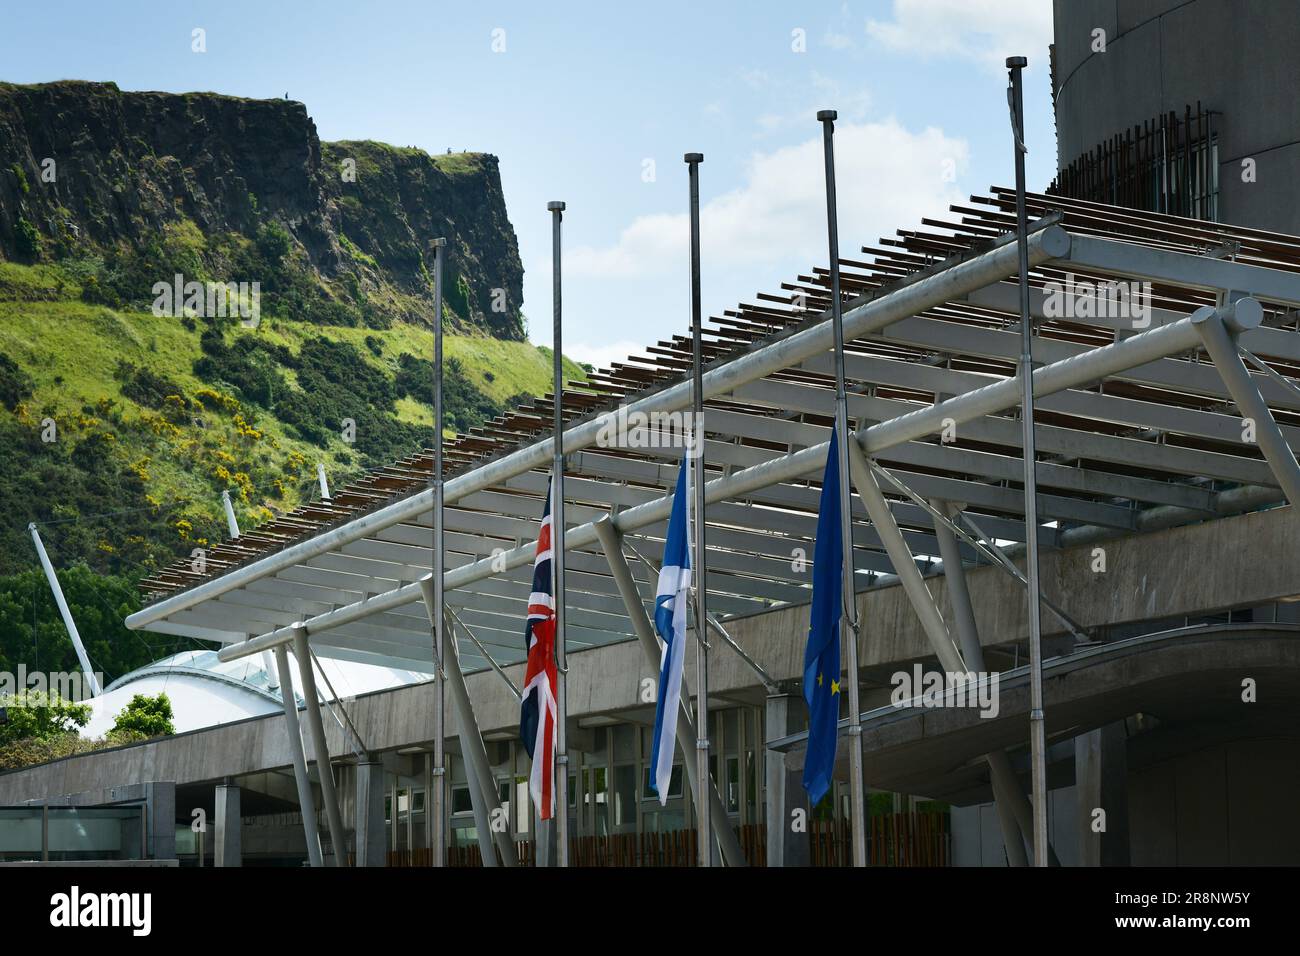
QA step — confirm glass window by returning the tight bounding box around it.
[613,724,636,763]
[643,764,684,800]
[46,808,144,862]
[590,766,609,836]
[722,708,739,744]
[613,764,637,827]
[451,786,474,815]
[726,756,740,812]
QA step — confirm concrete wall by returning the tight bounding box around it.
[1129,736,1300,865]
[1053,0,1300,232]
[952,786,1078,867]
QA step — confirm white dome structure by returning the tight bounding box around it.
[81,649,430,739]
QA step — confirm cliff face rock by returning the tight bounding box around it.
[0,80,525,339]
[323,143,524,339]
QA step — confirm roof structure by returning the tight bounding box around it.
[125,188,1300,675]
[79,649,431,738]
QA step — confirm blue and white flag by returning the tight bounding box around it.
[649,464,691,805]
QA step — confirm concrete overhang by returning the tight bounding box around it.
[768,623,1300,805]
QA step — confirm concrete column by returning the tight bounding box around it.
[355,756,387,867]
[144,781,176,861]
[1076,721,1131,867]
[214,782,241,867]
[764,694,810,867]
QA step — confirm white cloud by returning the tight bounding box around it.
[567,118,969,279]
[866,0,1053,74]
[565,339,653,372]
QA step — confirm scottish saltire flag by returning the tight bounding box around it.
[803,426,844,806]
[650,465,691,805]
[520,481,559,819]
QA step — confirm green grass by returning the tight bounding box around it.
[430,152,486,177]
[0,261,587,548]
[252,316,584,406]
[0,261,82,301]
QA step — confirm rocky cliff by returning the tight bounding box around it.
[0,80,525,338]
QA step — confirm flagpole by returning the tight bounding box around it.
[817,110,867,868]
[430,235,447,867]
[1006,56,1050,867]
[547,199,570,867]
[684,152,714,867]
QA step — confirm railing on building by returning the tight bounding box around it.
[1050,103,1219,221]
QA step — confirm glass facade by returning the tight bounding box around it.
[0,806,145,862]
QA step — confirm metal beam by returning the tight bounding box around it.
[218,298,1258,666]
[1064,233,1300,307]
[291,629,347,866]
[132,224,1069,632]
[419,579,517,866]
[272,643,323,867]
[1194,304,1300,503]
[592,516,747,866]
[930,500,1030,867]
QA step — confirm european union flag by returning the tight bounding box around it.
[803,425,843,806]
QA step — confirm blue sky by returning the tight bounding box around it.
[1,0,1057,367]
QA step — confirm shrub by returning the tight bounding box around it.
[114,360,188,410]
[394,353,500,432]
[15,217,39,260]
[0,352,33,411]
[107,693,174,741]
[8,163,29,194]
[0,690,91,746]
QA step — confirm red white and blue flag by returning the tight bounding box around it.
[520,482,559,819]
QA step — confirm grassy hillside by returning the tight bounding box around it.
[0,259,582,580]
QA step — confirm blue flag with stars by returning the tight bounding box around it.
[803,425,843,806]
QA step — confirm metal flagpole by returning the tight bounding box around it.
[1006,55,1050,867]
[684,152,713,867]
[817,109,867,868]
[429,236,447,867]
[548,200,570,867]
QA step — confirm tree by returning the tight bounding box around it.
[0,690,91,745]
[108,692,174,741]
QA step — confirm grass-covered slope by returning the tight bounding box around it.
[0,260,582,685]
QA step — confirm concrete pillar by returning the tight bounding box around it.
[355,756,387,867]
[145,781,176,861]
[764,694,810,867]
[1076,721,1131,866]
[214,782,241,867]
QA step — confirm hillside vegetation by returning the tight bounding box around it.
[0,257,581,685]
[0,81,592,692]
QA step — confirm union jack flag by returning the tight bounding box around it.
[520,482,558,819]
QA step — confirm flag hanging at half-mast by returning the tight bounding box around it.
[803,426,843,806]
[649,464,691,805]
[520,481,559,819]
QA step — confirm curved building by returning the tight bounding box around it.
[1053,0,1300,232]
